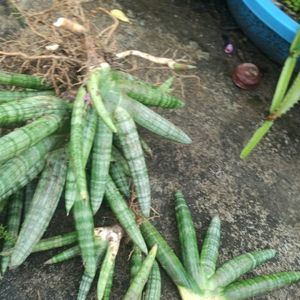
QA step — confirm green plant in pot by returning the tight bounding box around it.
[281,0,300,15]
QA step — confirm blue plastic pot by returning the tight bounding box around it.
[227,0,300,65]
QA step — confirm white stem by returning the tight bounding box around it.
[94,225,123,243]
[115,50,195,69]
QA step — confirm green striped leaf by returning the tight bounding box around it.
[114,106,151,217]
[120,95,191,144]
[110,161,130,198]
[102,261,115,300]
[143,260,161,300]
[24,179,38,216]
[0,114,66,164]
[130,246,143,281]
[0,136,59,202]
[65,107,97,214]
[124,244,158,300]
[70,86,89,201]
[90,117,113,214]
[207,249,276,290]
[199,215,221,287]
[140,219,200,294]
[10,147,68,268]
[1,190,23,274]
[118,80,184,108]
[223,272,300,300]
[73,196,96,277]
[97,241,119,300]
[33,232,78,253]
[111,146,131,176]
[45,245,80,265]
[0,90,55,103]
[175,190,201,284]
[105,176,148,254]
[0,96,70,125]
[87,67,117,133]
[77,238,108,300]
[0,71,52,90]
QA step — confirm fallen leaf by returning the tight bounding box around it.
[110,9,130,23]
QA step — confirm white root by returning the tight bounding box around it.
[115,50,196,70]
[53,17,87,34]
[45,43,60,51]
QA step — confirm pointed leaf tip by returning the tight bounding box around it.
[110,9,131,23]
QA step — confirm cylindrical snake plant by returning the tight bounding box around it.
[140,191,300,300]
[0,64,298,300]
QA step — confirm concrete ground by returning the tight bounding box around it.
[1,0,300,299]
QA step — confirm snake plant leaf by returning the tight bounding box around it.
[0,135,59,203]
[90,117,113,214]
[33,232,78,253]
[0,96,70,125]
[70,86,89,201]
[114,106,151,217]
[77,238,108,300]
[97,241,119,300]
[143,260,161,300]
[143,190,300,300]
[198,215,221,287]
[207,249,276,290]
[111,146,131,176]
[44,245,81,265]
[117,80,184,108]
[0,90,54,103]
[105,176,148,254]
[87,68,117,133]
[103,263,114,300]
[140,219,200,294]
[109,161,130,198]
[120,95,191,144]
[65,107,97,214]
[130,246,143,281]
[222,272,300,300]
[73,195,96,278]
[1,190,23,274]
[0,71,52,90]
[10,147,68,268]
[175,190,201,284]
[0,113,66,165]
[124,244,158,300]
[158,77,174,93]
[24,179,38,216]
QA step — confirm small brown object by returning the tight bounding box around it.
[232,63,261,90]
[53,18,87,34]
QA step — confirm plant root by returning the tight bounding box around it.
[0,0,120,95]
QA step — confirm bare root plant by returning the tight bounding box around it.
[0,0,120,95]
[0,0,200,98]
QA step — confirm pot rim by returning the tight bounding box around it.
[243,0,300,43]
